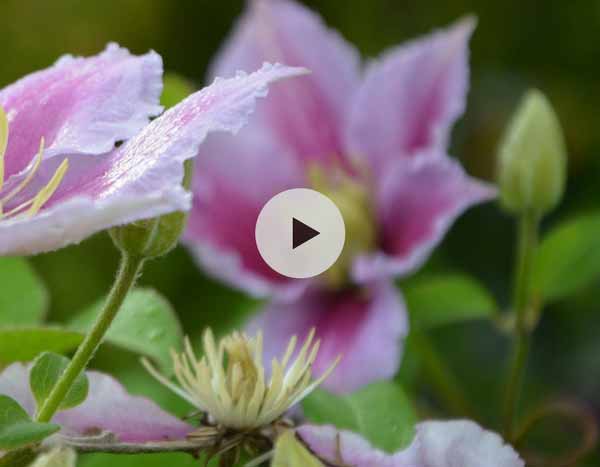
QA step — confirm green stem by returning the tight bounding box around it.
[36,253,144,423]
[413,331,474,418]
[502,212,539,440]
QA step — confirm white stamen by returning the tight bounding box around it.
[145,327,339,431]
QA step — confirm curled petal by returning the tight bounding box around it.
[211,0,361,166]
[0,63,305,255]
[346,18,474,179]
[0,363,193,443]
[55,371,192,443]
[416,420,524,467]
[0,43,163,179]
[297,424,419,467]
[298,420,524,467]
[353,153,496,282]
[247,281,407,394]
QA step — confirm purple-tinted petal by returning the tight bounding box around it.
[353,153,496,282]
[0,43,163,179]
[247,281,407,393]
[346,18,474,179]
[0,363,192,443]
[0,363,36,415]
[297,424,419,467]
[55,371,192,443]
[0,63,305,255]
[416,420,524,467]
[210,0,361,167]
[298,421,524,467]
[184,125,308,298]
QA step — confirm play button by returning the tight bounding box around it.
[255,188,345,279]
[292,218,320,249]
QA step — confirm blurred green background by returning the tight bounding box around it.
[1,0,599,465]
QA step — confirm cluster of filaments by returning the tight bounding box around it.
[145,328,338,431]
[0,106,68,220]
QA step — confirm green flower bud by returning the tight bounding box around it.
[497,89,567,215]
[272,430,324,467]
[110,160,193,259]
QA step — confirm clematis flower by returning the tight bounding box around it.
[297,420,524,467]
[184,0,496,393]
[0,43,304,255]
[0,341,522,467]
[0,362,192,443]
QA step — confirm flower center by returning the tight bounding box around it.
[308,165,377,288]
[144,328,338,431]
[0,106,69,220]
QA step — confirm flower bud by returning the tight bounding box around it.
[110,160,193,259]
[497,89,567,215]
[272,431,324,467]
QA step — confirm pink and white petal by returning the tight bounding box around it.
[247,281,407,394]
[0,43,163,179]
[0,191,188,256]
[210,0,361,166]
[0,363,36,415]
[298,421,523,467]
[0,363,192,443]
[297,424,420,467]
[346,18,474,179]
[55,371,192,443]
[415,420,524,467]
[184,125,308,299]
[0,63,305,256]
[353,153,496,283]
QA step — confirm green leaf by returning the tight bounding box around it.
[30,353,89,411]
[69,288,183,373]
[0,258,47,326]
[302,382,416,453]
[272,430,324,467]
[0,327,82,365]
[402,274,497,329]
[0,395,59,450]
[161,73,195,109]
[533,213,600,302]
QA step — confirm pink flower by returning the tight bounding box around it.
[0,43,304,255]
[0,363,193,443]
[298,421,524,467]
[184,0,495,393]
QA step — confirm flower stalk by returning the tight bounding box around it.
[502,210,540,440]
[36,253,144,423]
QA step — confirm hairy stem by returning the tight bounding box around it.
[36,254,144,423]
[503,212,540,440]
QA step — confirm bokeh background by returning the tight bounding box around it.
[1,0,599,465]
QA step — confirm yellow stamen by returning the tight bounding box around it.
[0,107,8,192]
[27,157,69,216]
[1,138,45,207]
[0,129,70,220]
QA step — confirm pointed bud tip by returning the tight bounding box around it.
[497,88,567,216]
